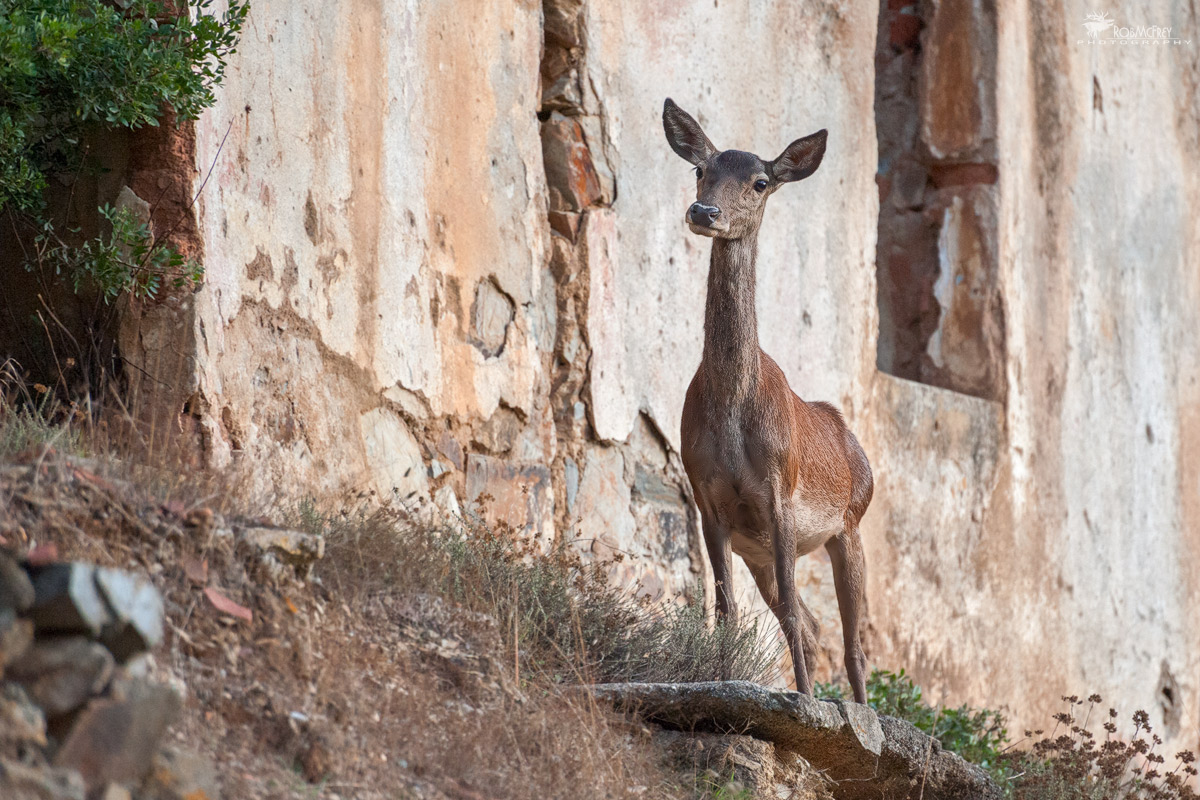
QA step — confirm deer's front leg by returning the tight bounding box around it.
[768,496,813,694]
[700,509,737,624]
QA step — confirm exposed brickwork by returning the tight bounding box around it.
[874,0,1004,401]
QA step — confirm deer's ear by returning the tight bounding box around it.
[771,130,827,183]
[663,98,717,166]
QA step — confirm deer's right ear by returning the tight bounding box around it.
[663,98,717,166]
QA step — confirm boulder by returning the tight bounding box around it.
[99,784,132,800]
[238,526,325,580]
[26,564,113,637]
[588,681,1002,800]
[589,681,882,781]
[0,608,34,673]
[0,682,47,747]
[9,637,114,716]
[94,568,165,662]
[54,678,181,792]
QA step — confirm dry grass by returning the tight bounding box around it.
[306,502,781,688]
[1003,696,1199,800]
[0,385,788,800]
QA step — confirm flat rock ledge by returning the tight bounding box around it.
[587,681,1001,800]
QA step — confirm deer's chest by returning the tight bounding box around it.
[682,409,844,558]
[682,413,773,530]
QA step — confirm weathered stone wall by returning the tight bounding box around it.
[119,0,1199,753]
[862,0,1200,753]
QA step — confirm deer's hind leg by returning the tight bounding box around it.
[826,525,868,704]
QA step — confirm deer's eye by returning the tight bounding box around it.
[695,166,703,179]
[753,179,768,193]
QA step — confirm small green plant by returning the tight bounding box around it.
[32,203,204,301]
[1,0,248,300]
[817,668,1010,782]
[700,772,754,800]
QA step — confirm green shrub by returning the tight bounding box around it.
[1,0,248,299]
[38,202,205,301]
[816,668,1010,783]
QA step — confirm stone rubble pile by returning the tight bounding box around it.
[0,549,213,800]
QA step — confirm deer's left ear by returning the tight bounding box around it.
[771,130,827,183]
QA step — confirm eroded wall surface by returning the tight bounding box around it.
[126,0,1199,752]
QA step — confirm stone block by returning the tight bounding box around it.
[0,551,35,613]
[473,406,522,454]
[436,430,464,471]
[548,210,581,242]
[888,7,921,49]
[468,279,515,359]
[889,158,928,210]
[541,56,582,114]
[465,455,554,548]
[919,0,996,162]
[54,679,181,792]
[9,637,114,716]
[94,568,165,662]
[543,0,584,49]
[359,408,428,506]
[27,563,113,637]
[573,446,634,559]
[929,162,998,188]
[238,527,326,581]
[540,113,603,212]
[583,210,639,443]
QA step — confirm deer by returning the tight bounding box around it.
[662,98,873,703]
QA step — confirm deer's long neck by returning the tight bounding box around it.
[702,235,761,402]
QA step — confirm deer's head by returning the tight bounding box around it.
[662,98,827,240]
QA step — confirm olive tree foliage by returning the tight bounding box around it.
[0,0,248,300]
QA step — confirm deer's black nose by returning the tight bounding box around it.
[688,202,721,226]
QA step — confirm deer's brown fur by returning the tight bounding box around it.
[664,98,873,702]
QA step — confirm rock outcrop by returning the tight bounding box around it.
[590,680,1002,800]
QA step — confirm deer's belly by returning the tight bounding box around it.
[788,502,845,556]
